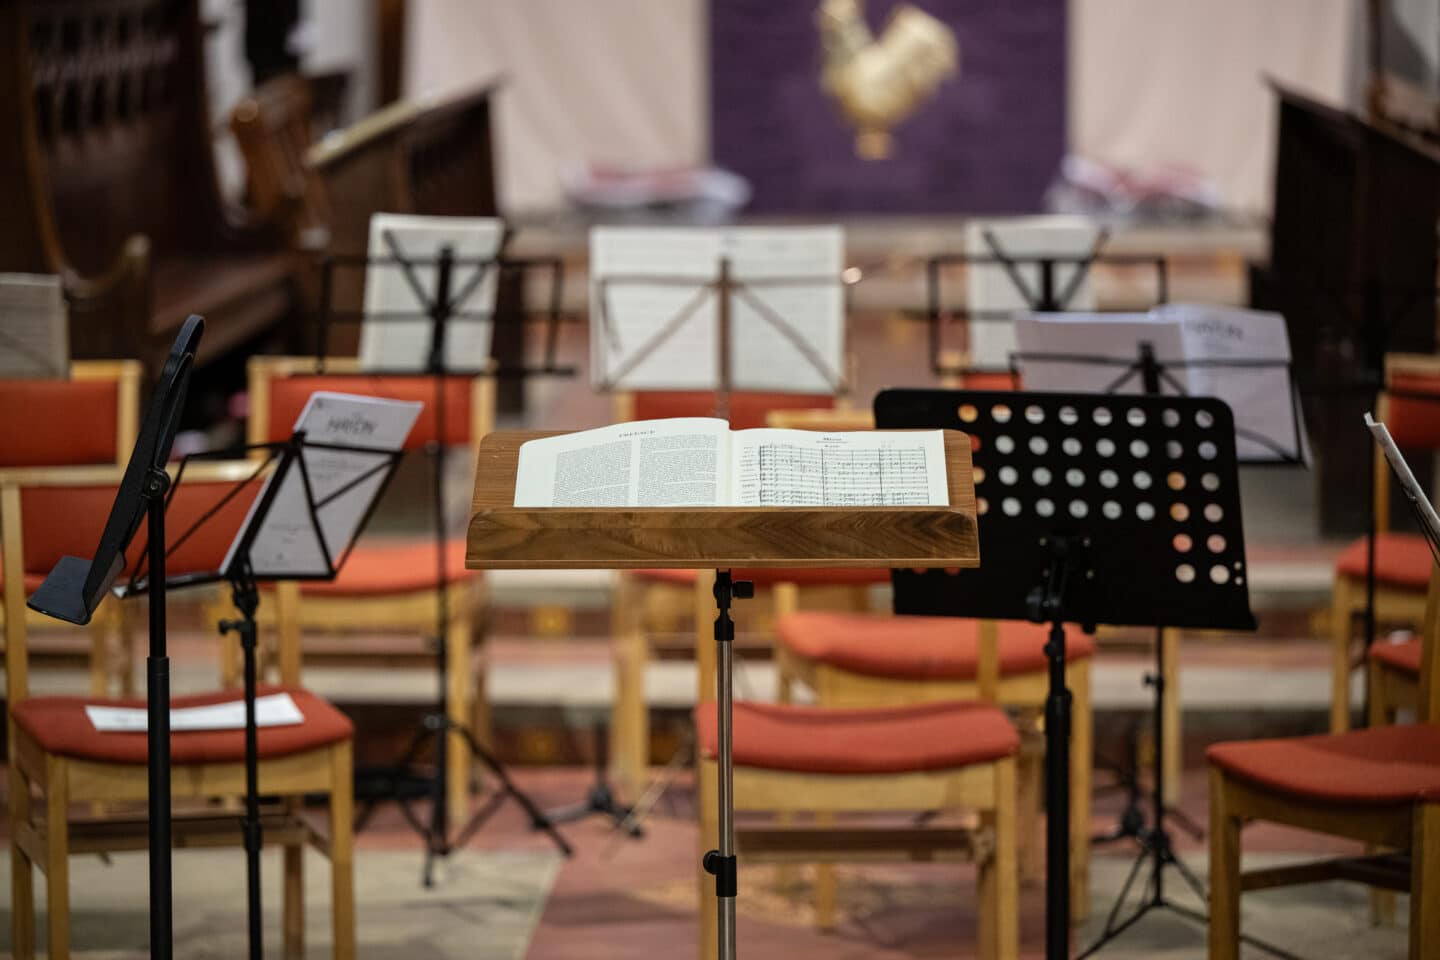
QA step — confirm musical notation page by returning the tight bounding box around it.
[729,429,948,507]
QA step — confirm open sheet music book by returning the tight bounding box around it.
[1367,413,1440,555]
[514,419,948,508]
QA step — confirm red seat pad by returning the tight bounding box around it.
[1335,533,1433,589]
[294,537,478,597]
[695,700,1018,775]
[1371,637,1423,676]
[12,686,353,765]
[777,612,1094,681]
[632,567,890,588]
[1206,724,1440,805]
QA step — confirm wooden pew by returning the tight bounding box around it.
[0,0,304,375]
[233,80,524,405]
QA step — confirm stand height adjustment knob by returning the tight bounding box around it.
[703,850,738,897]
[733,580,754,599]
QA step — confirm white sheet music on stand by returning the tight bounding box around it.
[1367,414,1440,550]
[1014,304,1309,464]
[589,225,845,393]
[965,216,1101,369]
[0,273,68,378]
[360,213,504,372]
[220,392,422,578]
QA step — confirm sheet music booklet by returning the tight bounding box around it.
[514,418,947,508]
[219,392,422,578]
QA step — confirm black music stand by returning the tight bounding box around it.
[27,315,205,960]
[112,418,414,960]
[875,389,1257,960]
[318,242,575,884]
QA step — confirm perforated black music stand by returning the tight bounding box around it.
[27,315,204,960]
[875,389,1256,960]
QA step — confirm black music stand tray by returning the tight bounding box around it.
[27,316,205,960]
[318,240,575,884]
[876,389,1258,960]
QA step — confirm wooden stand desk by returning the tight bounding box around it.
[468,429,980,959]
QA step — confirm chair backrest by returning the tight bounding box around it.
[0,361,141,471]
[247,356,497,453]
[764,408,875,431]
[1,461,273,705]
[1375,353,1440,531]
[231,73,330,239]
[616,391,838,432]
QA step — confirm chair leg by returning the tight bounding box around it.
[1207,767,1241,960]
[445,609,471,829]
[611,576,649,803]
[1161,629,1182,809]
[1070,660,1093,923]
[86,613,108,697]
[995,757,1019,960]
[1367,659,1397,927]
[282,835,304,960]
[1330,577,1354,733]
[45,755,70,960]
[1017,729,1043,885]
[329,743,357,960]
[1412,803,1440,959]
[697,760,719,960]
[11,758,36,960]
[813,813,837,930]
[119,598,138,698]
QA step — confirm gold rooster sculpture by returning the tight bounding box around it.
[817,0,959,159]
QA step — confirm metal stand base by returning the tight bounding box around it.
[542,724,641,835]
[355,713,573,887]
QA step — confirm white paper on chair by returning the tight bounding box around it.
[1013,304,1308,464]
[360,213,504,372]
[86,692,305,733]
[964,217,1102,370]
[589,225,845,394]
[0,273,69,378]
[219,392,422,578]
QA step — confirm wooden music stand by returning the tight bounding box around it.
[467,429,980,960]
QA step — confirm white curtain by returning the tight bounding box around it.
[404,0,707,215]
[1069,0,1362,214]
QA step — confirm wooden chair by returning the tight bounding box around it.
[231,74,332,248]
[0,0,303,375]
[695,567,1020,959]
[1209,563,1440,959]
[245,355,494,826]
[3,462,355,960]
[0,361,141,695]
[608,391,889,800]
[1330,353,1440,731]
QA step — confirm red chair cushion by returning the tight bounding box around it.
[776,612,1094,681]
[1371,637,1423,676]
[695,700,1018,775]
[1206,724,1440,805]
[1385,374,1440,450]
[11,685,352,765]
[296,537,478,596]
[1334,533,1433,590]
[633,567,890,588]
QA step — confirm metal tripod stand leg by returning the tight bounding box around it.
[542,722,641,835]
[1078,628,1302,960]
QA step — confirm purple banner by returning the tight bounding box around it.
[710,0,1067,215]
